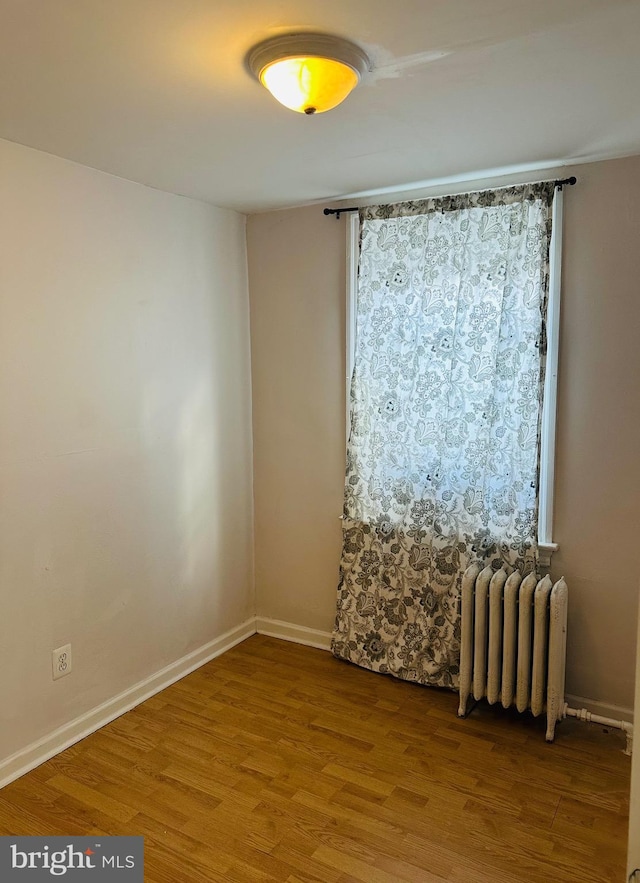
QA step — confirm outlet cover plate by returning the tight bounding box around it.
[52,644,72,680]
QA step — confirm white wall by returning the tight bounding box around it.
[0,139,254,764]
[247,154,640,715]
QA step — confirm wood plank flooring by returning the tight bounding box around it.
[0,635,630,882]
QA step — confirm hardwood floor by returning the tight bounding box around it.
[0,635,630,882]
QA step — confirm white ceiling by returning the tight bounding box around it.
[1,0,639,213]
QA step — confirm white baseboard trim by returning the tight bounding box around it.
[255,617,332,651]
[565,693,634,724]
[0,617,257,791]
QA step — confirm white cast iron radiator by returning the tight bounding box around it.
[457,564,568,742]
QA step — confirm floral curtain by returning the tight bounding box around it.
[332,183,556,689]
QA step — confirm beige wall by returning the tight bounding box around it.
[629,597,640,877]
[0,139,254,763]
[248,154,640,713]
[247,207,346,628]
[554,157,640,712]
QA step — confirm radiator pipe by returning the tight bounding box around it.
[564,703,634,756]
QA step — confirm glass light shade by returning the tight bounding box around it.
[260,56,359,114]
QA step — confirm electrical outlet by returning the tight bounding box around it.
[52,644,72,680]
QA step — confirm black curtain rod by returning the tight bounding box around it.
[323,176,577,218]
[322,206,360,219]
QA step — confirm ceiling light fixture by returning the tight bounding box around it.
[247,33,371,115]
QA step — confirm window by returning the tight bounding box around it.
[345,183,563,569]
